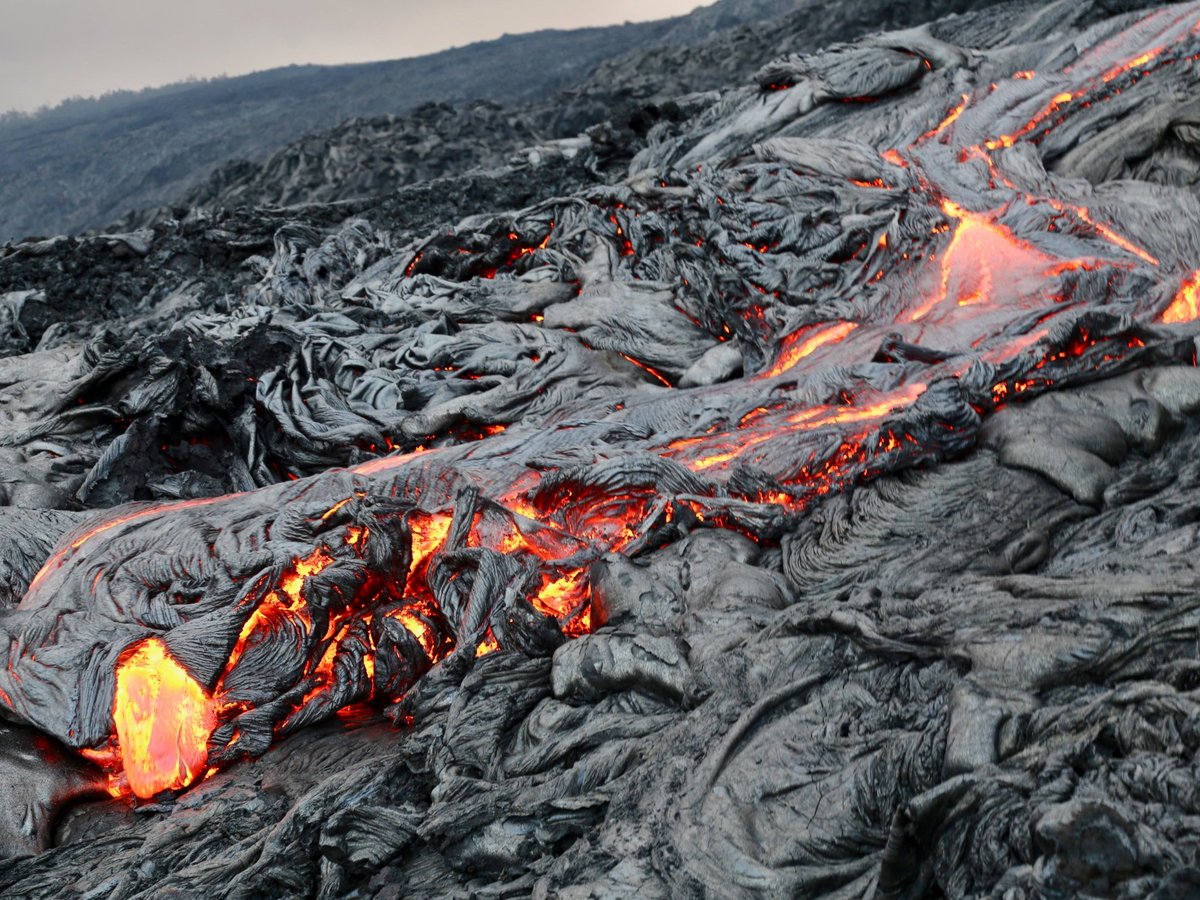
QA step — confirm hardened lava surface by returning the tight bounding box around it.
[5,0,1200,896]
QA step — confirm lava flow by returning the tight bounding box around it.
[111,639,217,799]
[5,3,1200,803]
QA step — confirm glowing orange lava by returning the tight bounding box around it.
[621,353,672,387]
[281,548,334,608]
[113,638,217,799]
[765,322,858,378]
[919,93,969,142]
[985,91,1075,150]
[475,629,500,658]
[908,200,1053,324]
[408,513,454,582]
[218,546,335,693]
[27,495,231,595]
[390,607,442,661]
[1162,270,1200,323]
[532,569,587,619]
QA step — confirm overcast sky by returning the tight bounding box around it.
[0,1,709,112]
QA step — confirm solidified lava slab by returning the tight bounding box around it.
[4,0,1200,896]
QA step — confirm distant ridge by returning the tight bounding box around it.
[0,1,798,243]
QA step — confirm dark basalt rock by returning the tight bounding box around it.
[2,0,1200,896]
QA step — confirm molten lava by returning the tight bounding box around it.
[907,200,1053,325]
[1162,270,1200,324]
[113,639,217,799]
[765,322,859,378]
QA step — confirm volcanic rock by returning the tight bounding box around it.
[3,0,1200,898]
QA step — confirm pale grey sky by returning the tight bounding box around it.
[0,1,710,112]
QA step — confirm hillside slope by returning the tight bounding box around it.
[0,1,798,242]
[143,0,1027,224]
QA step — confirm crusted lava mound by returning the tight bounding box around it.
[4,0,1200,896]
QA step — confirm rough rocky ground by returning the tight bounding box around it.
[1,0,1200,897]
[0,0,780,244]
[123,0,1033,229]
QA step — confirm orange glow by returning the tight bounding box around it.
[758,490,795,505]
[992,378,1040,403]
[620,353,672,387]
[680,384,924,475]
[79,746,126,797]
[562,604,591,639]
[218,546,335,693]
[71,503,207,552]
[765,322,858,378]
[920,93,969,142]
[790,384,926,429]
[310,620,354,684]
[1035,197,1160,266]
[409,513,453,574]
[280,548,334,609]
[982,327,1051,364]
[958,146,1157,268]
[690,431,773,470]
[223,594,296,678]
[1042,259,1107,276]
[501,223,555,269]
[1084,216,1159,266]
[532,569,587,619]
[28,496,230,594]
[475,630,500,658]
[1162,270,1200,323]
[498,529,526,554]
[1102,47,1163,82]
[112,638,216,799]
[321,497,354,521]
[985,92,1074,149]
[390,607,441,661]
[667,435,706,451]
[908,200,1052,323]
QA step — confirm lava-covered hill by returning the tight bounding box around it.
[121,0,1029,230]
[0,0,799,245]
[2,0,1200,897]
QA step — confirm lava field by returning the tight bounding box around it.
[4,0,1200,896]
